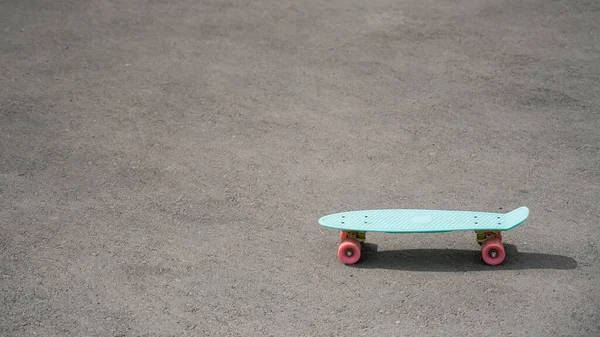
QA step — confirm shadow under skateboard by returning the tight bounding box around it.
[352,243,577,271]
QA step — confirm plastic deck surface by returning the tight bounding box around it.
[319,207,529,233]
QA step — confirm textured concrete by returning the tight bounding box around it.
[1,0,599,336]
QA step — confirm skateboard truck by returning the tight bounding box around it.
[475,230,502,245]
[339,231,366,243]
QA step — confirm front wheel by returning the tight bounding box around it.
[338,239,361,265]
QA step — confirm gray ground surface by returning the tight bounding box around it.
[1,0,599,336]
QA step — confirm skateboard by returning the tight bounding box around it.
[319,206,529,265]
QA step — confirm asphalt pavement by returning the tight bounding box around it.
[1,0,599,336]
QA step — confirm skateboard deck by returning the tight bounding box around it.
[319,206,529,265]
[319,206,529,233]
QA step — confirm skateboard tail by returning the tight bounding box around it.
[502,206,529,230]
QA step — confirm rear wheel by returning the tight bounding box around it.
[481,238,505,265]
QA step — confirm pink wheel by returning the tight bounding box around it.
[338,238,361,265]
[340,231,347,242]
[481,239,505,265]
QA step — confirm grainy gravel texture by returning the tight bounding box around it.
[1,0,599,336]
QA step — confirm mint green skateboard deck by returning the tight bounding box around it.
[319,206,529,265]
